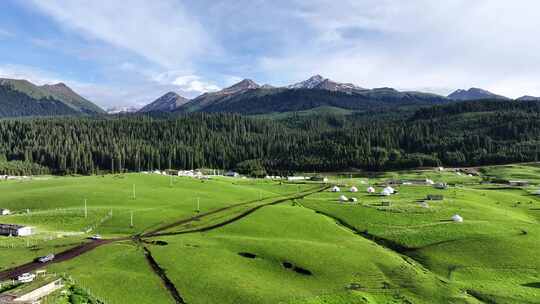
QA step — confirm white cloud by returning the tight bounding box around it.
[172,75,220,93]
[259,0,540,98]
[16,0,540,102]
[0,28,14,39]
[0,64,63,85]
[28,0,212,69]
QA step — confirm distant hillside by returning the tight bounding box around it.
[40,82,105,114]
[517,95,540,101]
[3,99,540,174]
[448,88,509,100]
[139,92,189,113]
[411,98,536,120]
[0,78,104,117]
[177,79,263,113]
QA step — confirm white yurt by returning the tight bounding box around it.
[451,214,463,223]
[339,195,348,202]
[425,179,435,185]
[331,186,341,192]
[381,189,392,196]
[383,186,395,194]
[350,186,358,193]
[367,186,376,193]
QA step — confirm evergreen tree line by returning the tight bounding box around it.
[0,102,539,176]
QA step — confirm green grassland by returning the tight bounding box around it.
[480,163,540,184]
[1,166,540,303]
[0,174,304,236]
[48,242,174,304]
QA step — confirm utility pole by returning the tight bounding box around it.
[196,197,200,213]
[169,175,173,187]
[84,199,88,218]
[132,184,136,200]
[130,211,134,228]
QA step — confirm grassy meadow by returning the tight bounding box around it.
[0,165,539,303]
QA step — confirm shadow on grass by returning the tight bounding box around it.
[522,282,540,288]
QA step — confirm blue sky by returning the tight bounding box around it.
[1,0,540,108]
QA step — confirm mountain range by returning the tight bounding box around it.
[140,75,540,115]
[1,75,540,118]
[0,78,104,118]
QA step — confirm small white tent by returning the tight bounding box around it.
[349,186,358,193]
[339,195,348,202]
[381,189,392,196]
[331,186,341,192]
[383,186,395,194]
[367,186,375,193]
[451,214,463,223]
[349,197,358,203]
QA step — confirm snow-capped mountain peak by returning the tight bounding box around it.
[289,75,365,92]
[289,75,326,89]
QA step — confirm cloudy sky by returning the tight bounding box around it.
[0,0,539,108]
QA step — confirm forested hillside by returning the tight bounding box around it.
[0,99,539,175]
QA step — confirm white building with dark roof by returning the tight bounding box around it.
[0,224,33,236]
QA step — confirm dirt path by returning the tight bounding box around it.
[149,185,329,237]
[142,246,186,304]
[140,198,266,237]
[0,238,125,281]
